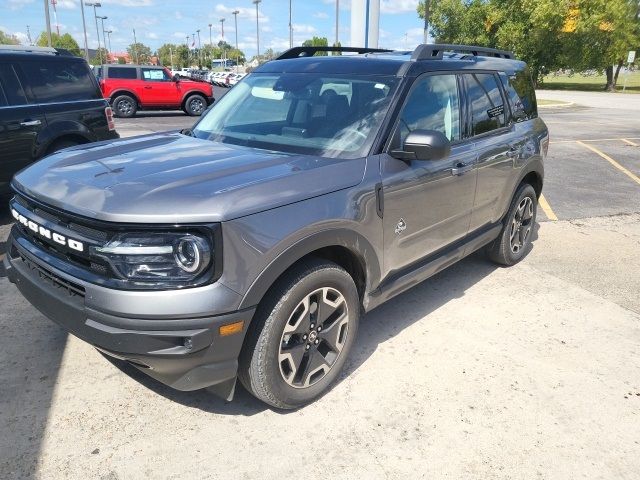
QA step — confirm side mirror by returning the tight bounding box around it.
[172,75,180,82]
[391,129,451,161]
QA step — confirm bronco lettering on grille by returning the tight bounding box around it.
[11,208,85,252]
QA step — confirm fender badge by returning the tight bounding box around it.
[395,218,407,235]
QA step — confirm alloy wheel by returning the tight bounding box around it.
[509,196,534,254]
[278,287,350,389]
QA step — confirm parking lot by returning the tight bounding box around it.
[1,91,639,479]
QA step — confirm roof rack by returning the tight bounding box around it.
[276,46,392,60]
[0,45,71,56]
[411,44,514,61]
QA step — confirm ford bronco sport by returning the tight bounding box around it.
[5,45,548,409]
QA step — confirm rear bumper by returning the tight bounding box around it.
[4,230,255,392]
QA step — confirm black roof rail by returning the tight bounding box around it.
[276,46,392,60]
[411,44,514,61]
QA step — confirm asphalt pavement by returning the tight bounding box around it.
[1,91,639,479]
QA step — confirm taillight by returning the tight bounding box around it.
[105,106,115,131]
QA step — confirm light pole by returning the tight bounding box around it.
[105,30,112,56]
[232,10,239,70]
[289,0,292,48]
[186,35,190,65]
[220,18,225,65]
[43,0,52,46]
[423,0,430,44]
[208,23,212,46]
[98,16,108,60]
[80,1,89,61]
[85,2,103,64]
[133,28,139,63]
[196,29,201,67]
[335,0,339,47]
[253,0,261,61]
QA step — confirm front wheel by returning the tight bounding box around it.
[184,94,207,116]
[488,183,537,266]
[239,259,359,409]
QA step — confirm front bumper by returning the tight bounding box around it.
[4,229,255,393]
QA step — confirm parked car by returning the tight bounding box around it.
[0,45,117,195]
[171,67,192,79]
[99,64,214,117]
[5,44,547,409]
[228,73,245,87]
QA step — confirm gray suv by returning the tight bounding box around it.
[4,45,548,409]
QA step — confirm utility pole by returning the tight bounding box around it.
[80,1,89,61]
[133,28,139,63]
[289,0,293,48]
[335,0,339,47]
[86,3,103,64]
[253,0,261,61]
[26,25,33,45]
[44,0,52,46]
[423,0,430,44]
[232,10,239,71]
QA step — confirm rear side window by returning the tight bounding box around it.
[0,63,28,106]
[499,68,537,121]
[107,67,137,79]
[20,60,100,103]
[464,73,506,136]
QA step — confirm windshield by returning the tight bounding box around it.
[193,73,399,159]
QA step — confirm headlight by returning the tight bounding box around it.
[91,232,213,285]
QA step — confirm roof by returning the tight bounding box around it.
[254,44,527,77]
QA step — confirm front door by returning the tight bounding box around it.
[381,73,477,277]
[0,62,46,192]
[140,68,180,106]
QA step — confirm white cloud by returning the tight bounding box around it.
[313,12,329,19]
[147,32,158,39]
[292,24,317,34]
[215,4,268,22]
[381,0,419,14]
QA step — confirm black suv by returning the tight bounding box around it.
[0,45,118,195]
[5,45,548,409]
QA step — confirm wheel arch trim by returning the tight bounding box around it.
[237,228,381,311]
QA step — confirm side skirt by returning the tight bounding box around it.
[365,223,502,311]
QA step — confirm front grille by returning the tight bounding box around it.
[18,250,86,298]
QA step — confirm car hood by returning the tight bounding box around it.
[12,132,366,223]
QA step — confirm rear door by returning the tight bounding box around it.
[462,72,519,232]
[381,73,478,276]
[140,67,180,106]
[0,61,46,193]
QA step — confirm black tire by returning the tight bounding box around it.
[488,183,538,266]
[238,258,360,409]
[47,139,79,154]
[112,94,137,118]
[184,94,207,116]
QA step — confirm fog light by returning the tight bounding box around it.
[184,338,193,350]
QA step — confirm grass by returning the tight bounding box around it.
[537,99,572,106]
[540,71,640,93]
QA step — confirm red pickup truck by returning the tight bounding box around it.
[97,64,214,118]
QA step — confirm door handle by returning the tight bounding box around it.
[144,86,152,89]
[20,120,42,127]
[451,162,473,176]
[506,147,520,158]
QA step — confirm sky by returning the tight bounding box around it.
[0,0,428,58]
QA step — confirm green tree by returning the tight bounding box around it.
[302,36,329,55]
[0,30,20,45]
[89,47,109,65]
[36,32,82,56]
[127,42,152,64]
[158,43,178,67]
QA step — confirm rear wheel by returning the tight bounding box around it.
[184,94,207,116]
[112,95,137,118]
[488,183,537,266]
[239,258,359,409]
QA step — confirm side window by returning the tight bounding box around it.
[499,69,537,121]
[19,60,100,103]
[107,67,138,79]
[142,68,171,82]
[396,74,460,145]
[0,63,28,106]
[464,73,506,136]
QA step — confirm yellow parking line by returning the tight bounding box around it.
[576,141,640,186]
[622,139,639,147]
[539,194,558,221]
